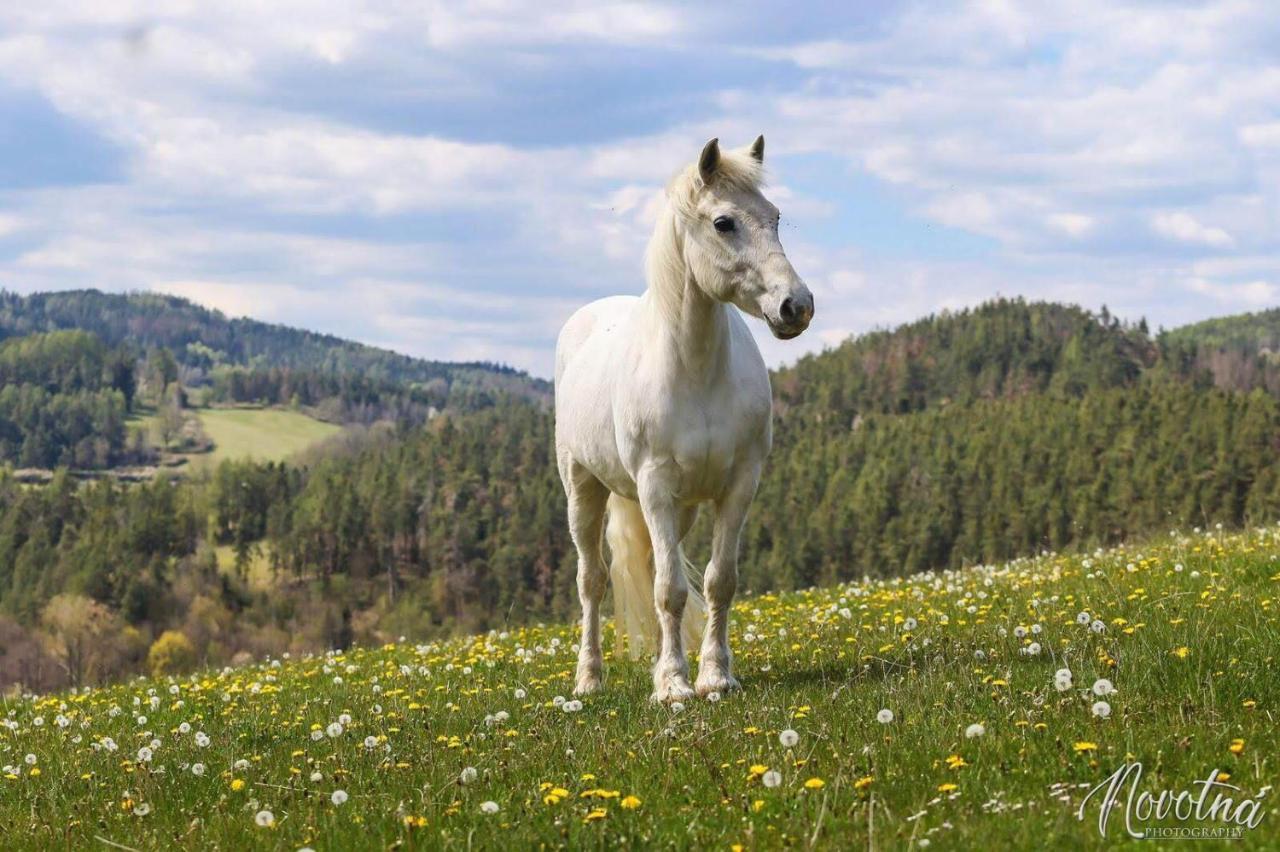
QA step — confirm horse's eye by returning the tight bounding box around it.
[713,216,735,233]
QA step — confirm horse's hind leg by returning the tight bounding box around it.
[565,460,609,695]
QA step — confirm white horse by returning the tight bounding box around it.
[554,136,813,702]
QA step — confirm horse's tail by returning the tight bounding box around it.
[605,494,706,660]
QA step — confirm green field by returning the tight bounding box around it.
[193,408,342,468]
[1,527,1277,849]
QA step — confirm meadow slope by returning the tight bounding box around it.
[1,527,1277,850]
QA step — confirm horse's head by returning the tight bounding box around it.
[675,136,814,340]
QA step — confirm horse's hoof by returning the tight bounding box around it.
[574,676,602,696]
[695,672,741,697]
[650,678,695,703]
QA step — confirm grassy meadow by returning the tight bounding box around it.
[191,408,342,469]
[1,526,1277,850]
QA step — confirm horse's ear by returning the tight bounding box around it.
[698,138,720,183]
[749,134,765,163]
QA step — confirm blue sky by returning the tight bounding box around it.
[0,2,1277,376]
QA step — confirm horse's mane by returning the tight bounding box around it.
[666,148,765,221]
[646,147,765,323]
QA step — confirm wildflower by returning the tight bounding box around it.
[194,732,210,747]
[804,777,825,790]
[965,723,985,739]
[1172,646,1190,659]
[1073,741,1098,753]
[331,789,348,806]
[514,688,526,699]
[1090,620,1105,634]
[480,801,500,814]
[24,754,36,766]
[134,802,151,817]
[363,736,378,749]
[231,779,246,792]
[1092,701,1112,719]
[1076,611,1090,625]
[620,795,642,809]
[137,747,153,763]
[584,807,607,822]
[1091,678,1115,696]
[779,729,799,748]
[707,691,722,703]
[255,810,275,827]
[191,763,205,776]
[877,709,894,724]
[937,782,958,793]
[670,702,685,713]
[762,770,782,788]
[310,771,323,782]
[460,766,478,784]
[1229,739,1245,755]
[326,722,343,738]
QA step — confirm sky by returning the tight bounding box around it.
[0,1,1277,378]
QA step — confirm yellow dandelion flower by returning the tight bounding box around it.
[937,783,958,793]
[620,795,641,810]
[1073,741,1098,753]
[804,777,825,790]
[1229,739,1245,755]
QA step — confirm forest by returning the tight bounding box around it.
[3,296,1280,691]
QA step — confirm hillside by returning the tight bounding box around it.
[0,289,550,405]
[1,526,1275,849]
[1156,308,1280,399]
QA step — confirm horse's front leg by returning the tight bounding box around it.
[696,461,761,697]
[637,468,695,703]
[564,462,609,695]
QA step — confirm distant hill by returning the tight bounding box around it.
[0,289,550,404]
[1162,306,1280,352]
[772,300,1156,420]
[1158,306,1280,397]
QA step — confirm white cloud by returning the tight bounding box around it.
[1185,276,1275,305]
[1046,213,1095,238]
[1151,211,1235,249]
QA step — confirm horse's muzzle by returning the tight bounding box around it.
[769,292,813,339]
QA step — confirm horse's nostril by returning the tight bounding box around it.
[780,297,797,324]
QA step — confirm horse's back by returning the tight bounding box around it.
[555,295,638,384]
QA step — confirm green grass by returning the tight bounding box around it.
[191,407,341,469]
[2,527,1278,849]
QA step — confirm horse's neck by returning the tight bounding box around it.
[642,214,729,381]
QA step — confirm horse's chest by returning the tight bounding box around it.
[652,391,767,498]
